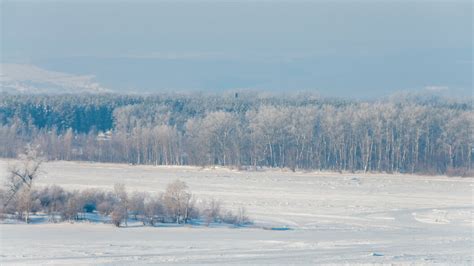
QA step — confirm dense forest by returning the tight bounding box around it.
[0,92,472,175]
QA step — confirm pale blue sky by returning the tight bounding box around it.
[1,0,472,97]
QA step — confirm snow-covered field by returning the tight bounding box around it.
[1,159,472,265]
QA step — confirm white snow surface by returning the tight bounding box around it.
[0,159,472,265]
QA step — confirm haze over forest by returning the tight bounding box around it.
[1,0,472,98]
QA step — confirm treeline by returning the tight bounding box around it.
[0,180,250,227]
[0,92,472,175]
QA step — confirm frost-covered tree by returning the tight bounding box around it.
[4,147,43,223]
[163,180,193,224]
[0,93,472,175]
[112,183,129,227]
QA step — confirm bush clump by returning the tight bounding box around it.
[1,180,251,228]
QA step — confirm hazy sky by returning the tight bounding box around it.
[1,0,472,97]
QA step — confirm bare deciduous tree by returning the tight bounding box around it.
[144,197,165,225]
[4,147,43,223]
[112,183,129,227]
[63,192,81,221]
[163,180,192,224]
[129,191,146,223]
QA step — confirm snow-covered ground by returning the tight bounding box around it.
[0,159,472,264]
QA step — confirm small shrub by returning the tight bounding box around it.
[222,207,249,226]
[202,199,221,225]
[111,206,126,227]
